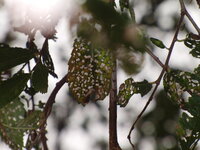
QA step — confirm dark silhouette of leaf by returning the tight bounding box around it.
[0,72,30,109]
[41,39,57,78]
[0,44,34,72]
[32,63,49,93]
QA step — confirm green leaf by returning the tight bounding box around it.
[163,69,200,104]
[184,39,196,48]
[32,63,49,93]
[19,111,43,129]
[184,38,200,58]
[67,38,113,105]
[0,99,25,150]
[186,95,200,117]
[179,112,193,130]
[117,78,152,107]
[194,65,200,75]
[150,37,166,49]
[178,109,200,150]
[0,99,43,150]
[190,46,200,58]
[0,44,34,72]
[134,80,153,96]
[0,72,30,109]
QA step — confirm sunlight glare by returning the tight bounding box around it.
[6,0,66,36]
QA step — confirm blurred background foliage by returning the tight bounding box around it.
[0,0,199,150]
[136,90,180,150]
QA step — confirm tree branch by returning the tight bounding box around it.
[43,74,67,118]
[127,7,185,149]
[39,74,67,150]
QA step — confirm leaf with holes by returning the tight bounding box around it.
[190,45,200,58]
[194,65,200,75]
[117,78,152,107]
[163,70,200,104]
[0,99,25,150]
[0,72,30,109]
[41,39,57,78]
[0,99,43,150]
[177,108,200,150]
[32,62,49,93]
[176,96,200,150]
[67,38,113,105]
[0,44,35,72]
[184,38,200,58]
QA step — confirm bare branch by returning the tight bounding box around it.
[44,74,67,118]
[39,74,67,150]
[145,47,167,71]
[180,0,200,35]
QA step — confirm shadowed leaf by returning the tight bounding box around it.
[32,63,49,93]
[0,44,35,72]
[0,72,30,109]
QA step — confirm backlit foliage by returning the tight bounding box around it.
[118,78,152,107]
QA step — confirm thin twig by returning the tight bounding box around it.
[27,37,35,111]
[44,74,67,118]
[127,7,185,149]
[145,47,167,71]
[39,74,67,150]
[180,0,200,35]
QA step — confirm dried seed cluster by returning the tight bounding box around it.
[67,38,113,104]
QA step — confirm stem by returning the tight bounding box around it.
[39,74,67,150]
[109,59,121,150]
[145,47,167,71]
[179,0,200,35]
[44,74,67,118]
[26,37,35,110]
